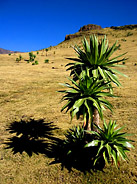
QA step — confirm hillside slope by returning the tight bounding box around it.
[0,25,137,184]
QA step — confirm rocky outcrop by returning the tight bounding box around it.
[65,34,82,41]
[110,24,137,30]
[65,32,104,41]
[65,24,102,41]
[79,24,102,32]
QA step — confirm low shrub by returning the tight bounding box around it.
[16,55,22,62]
[29,52,36,62]
[127,32,133,37]
[32,60,39,65]
[44,59,49,63]
[60,126,96,170]
[45,48,48,56]
[16,58,20,62]
[19,55,22,60]
[118,44,121,50]
[35,60,38,65]
[121,38,126,42]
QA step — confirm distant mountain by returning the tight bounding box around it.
[0,48,20,54]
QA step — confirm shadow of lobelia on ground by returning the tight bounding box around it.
[4,118,105,172]
[4,118,61,157]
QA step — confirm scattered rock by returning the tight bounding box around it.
[52,67,58,69]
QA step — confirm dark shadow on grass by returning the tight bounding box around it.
[50,135,105,173]
[4,118,61,157]
[5,118,105,172]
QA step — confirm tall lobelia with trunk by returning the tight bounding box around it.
[60,35,127,131]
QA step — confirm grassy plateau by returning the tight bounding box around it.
[0,27,137,183]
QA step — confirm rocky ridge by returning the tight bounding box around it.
[65,24,102,41]
[65,24,137,41]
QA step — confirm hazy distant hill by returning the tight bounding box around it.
[0,48,20,54]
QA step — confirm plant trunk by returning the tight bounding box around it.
[83,118,91,131]
[83,108,99,131]
[92,107,99,131]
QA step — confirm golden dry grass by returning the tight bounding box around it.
[0,28,137,184]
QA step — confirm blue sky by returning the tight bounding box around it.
[0,0,137,52]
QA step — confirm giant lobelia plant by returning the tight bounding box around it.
[85,120,134,168]
[58,35,134,168]
[66,35,127,92]
[64,35,127,128]
[59,71,115,130]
